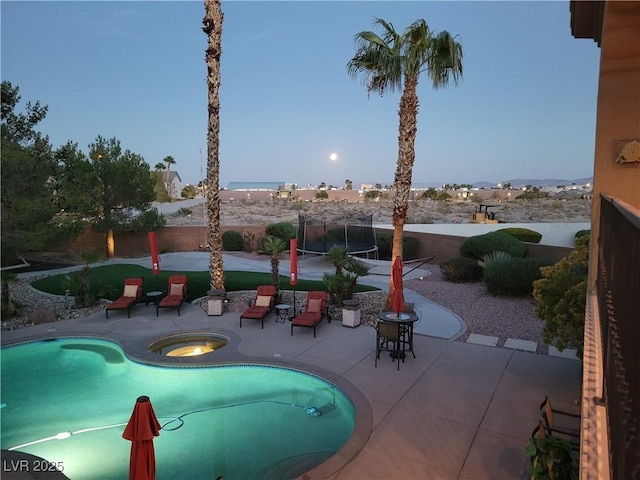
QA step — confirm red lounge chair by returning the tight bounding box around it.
[291,291,331,338]
[105,278,144,318]
[240,285,278,329]
[156,275,188,316]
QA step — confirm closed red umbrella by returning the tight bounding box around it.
[123,395,161,480]
[148,232,160,276]
[289,239,298,286]
[390,256,405,316]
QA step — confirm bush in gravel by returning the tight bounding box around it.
[440,256,483,283]
[574,229,590,241]
[496,227,542,244]
[460,231,527,260]
[222,230,244,251]
[376,232,420,260]
[265,222,297,243]
[483,256,551,296]
[533,235,589,359]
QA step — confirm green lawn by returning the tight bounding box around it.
[31,264,378,301]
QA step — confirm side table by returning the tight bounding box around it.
[274,304,291,324]
[145,291,163,306]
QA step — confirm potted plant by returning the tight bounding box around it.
[524,434,578,480]
[322,246,371,327]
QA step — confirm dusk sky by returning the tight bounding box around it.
[2,1,601,189]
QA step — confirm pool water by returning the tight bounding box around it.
[1,338,355,479]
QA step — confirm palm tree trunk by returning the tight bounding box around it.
[203,0,225,292]
[389,75,419,302]
[106,229,115,258]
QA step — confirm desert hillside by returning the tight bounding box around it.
[165,198,592,226]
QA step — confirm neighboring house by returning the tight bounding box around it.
[162,171,183,198]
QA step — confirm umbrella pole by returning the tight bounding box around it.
[292,286,296,319]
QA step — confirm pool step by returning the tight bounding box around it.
[61,344,125,363]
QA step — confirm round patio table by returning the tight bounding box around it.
[376,311,418,359]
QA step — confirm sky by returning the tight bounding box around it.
[2,1,601,189]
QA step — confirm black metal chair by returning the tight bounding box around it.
[539,396,581,448]
[375,320,403,370]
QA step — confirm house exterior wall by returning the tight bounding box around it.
[575,2,640,479]
[587,2,640,289]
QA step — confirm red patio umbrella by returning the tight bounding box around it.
[123,395,161,480]
[148,232,160,276]
[390,256,405,316]
[148,232,161,290]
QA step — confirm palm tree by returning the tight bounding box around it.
[202,0,225,292]
[154,162,165,171]
[327,245,349,276]
[162,155,176,197]
[347,18,463,296]
[261,236,287,291]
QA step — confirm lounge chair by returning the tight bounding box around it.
[240,285,278,329]
[290,291,331,338]
[156,275,188,316]
[105,278,144,318]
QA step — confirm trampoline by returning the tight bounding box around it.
[297,213,378,258]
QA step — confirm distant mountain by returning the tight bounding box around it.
[410,177,593,189]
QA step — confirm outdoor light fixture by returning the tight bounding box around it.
[166,344,215,357]
[614,139,640,165]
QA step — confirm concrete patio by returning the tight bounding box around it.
[2,253,582,479]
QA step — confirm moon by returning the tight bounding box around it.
[329,153,338,161]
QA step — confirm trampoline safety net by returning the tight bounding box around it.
[297,213,378,257]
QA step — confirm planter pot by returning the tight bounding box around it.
[342,299,361,328]
[207,290,225,316]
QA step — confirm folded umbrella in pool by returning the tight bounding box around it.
[123,395,161,480]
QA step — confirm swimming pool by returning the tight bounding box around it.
[1,338,356,479]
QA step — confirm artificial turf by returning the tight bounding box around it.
[31,264,377,301]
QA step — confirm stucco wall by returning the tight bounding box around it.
[54,225,573,264]
[588,2,640,289]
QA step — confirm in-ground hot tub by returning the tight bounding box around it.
[148,332,229,357]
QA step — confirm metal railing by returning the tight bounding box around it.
[597,195,640,479]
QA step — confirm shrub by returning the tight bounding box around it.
[376,232,420,260]
[525,435,578,480]
[323,256,371,306]
[574,229,590,240]
[440,256,483,283]
[533,236,589,359]
[477,251,513,269]
[497,227,542,244]
[123,207,165,232]
[265,222,297,243]
[483,256,551,296]
[403,236,419,260]
[376,232,393,259]
[460,231,526,260]
[222,230,244,251]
